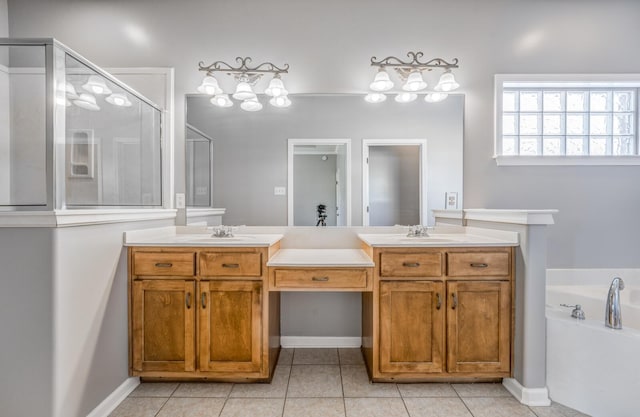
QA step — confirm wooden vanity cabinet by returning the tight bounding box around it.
[364,246,514,381]
[129,245,279,381]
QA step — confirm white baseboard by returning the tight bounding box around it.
[503,378,551,406]
[86,377,140,417]
[281,336,362,348]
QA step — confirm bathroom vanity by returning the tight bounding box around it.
[125,226,517,383]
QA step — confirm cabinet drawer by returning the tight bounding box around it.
[200,252,262,277]
[380,252,443,278]
[273,268,368,290]
[133,252,196,276]
[447,251,510,278]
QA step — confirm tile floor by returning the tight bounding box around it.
[110,348,589,417]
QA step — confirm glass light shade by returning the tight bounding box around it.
[55,91,71,107]
[106,93,133,107]
[369,69,394,92]
[210,94,233,108]
[58,81,78,99]
[73,93,100,111]
[364,93,387,103]
[394,92,418,103]
[403,71,427,92]
[424,92,449,103]
[269,95,292,108]
[265,77,288,97]
[82,75,112,95]
[240,97,263,112]
[434,70,460,92]
[232,81,256,101]
[197,75,221,95]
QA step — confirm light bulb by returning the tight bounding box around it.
[82,75,111,95]
[265,76,288,97]
[106,93,133,107]
[210,94,233,108]
[269,95,292,108]
[434,70,460,92]
[197,75,221,95]
[240,97,263,112]
[364,93,387,103]
[369,69,394,92]
[424,92,449,103]
[232,82,256,101]
[403,71,427,92]
[394,92,418,103]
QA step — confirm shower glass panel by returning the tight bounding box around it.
[185,126,213,207]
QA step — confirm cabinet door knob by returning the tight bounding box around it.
[312,276,329,282]
[186,292,191,309]
[402,262,420,268]
[201,293,207,309]
[451,293,458,309]
[436,293,442,310]
[470,263,488,268]
[222,263,240,268]
[154,262,173,268]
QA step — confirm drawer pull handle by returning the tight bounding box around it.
[436,293,442,310]
[312,276,329,282]
[451,293,458,309]
[470,263,489,268]
[222,263,240,268]
[186,292,191,309]
[201,293,207,309]
[402,262,421,268]
[154,263,173,268]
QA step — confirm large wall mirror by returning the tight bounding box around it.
[185,124,214,207]
[185,94,463,226]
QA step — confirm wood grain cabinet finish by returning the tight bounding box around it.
[271,268,370,291]
[129,245,279,381]
[363,246,514,381]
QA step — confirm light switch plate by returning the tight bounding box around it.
[274,186,286,196]
[175,193,186,208]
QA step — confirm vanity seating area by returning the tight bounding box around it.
[125,226,518,384]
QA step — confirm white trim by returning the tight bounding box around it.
[496,155,640,166]
[362,139,428,226]
[0,209,177,227]
[464,209,557,225]
[280,336,362,348]
[431,209,463,220]
[287,139,352,227]
[0,63,8,74]
[86,377,140,417]
[186,207,226,219]
[503,378,551,406]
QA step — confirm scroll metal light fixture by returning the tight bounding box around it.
[365,51,460,104]
[197,57,291,111]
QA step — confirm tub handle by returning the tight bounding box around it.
[451,293,458,309]
[560,303,585,320]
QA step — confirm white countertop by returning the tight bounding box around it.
[124,226,283,247]
[358,228,518,247]
[267,249,375,267]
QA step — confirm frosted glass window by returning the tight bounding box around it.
[543,137,562,155]
[502,136,517,155]
[520,137,540,155]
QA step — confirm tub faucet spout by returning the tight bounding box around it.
[605,277,624,329]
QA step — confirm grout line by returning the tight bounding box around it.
[152,397,170,417]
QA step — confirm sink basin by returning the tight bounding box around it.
[398,238,456,243]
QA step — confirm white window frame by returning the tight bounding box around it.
[495,74,640,166]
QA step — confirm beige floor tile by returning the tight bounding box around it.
[452,382,511,397]
[404,397,473,417]
[530,402,591,417]
[284,398,346,417]
[341,365,400,397]
[338,348,365,365]
[463,397,537,417]
[293,348,339,364]
[156,397,226,417]
[230,365,291,398]
[172,382,233,397]
[287,364,343,397]
[397,383,458,398]
[219,398,284,417]
[108,397,167,417]
[278,348,294,365]
[344,397,409,417]
[129,382,179,397]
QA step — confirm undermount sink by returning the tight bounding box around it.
[398,237,456,243]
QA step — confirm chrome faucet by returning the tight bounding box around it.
[605,277,624,329]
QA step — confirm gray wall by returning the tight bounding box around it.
[294,154,337,226]
[8,0,638,267]
[0,0,6,37]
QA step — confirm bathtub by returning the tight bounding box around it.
[546,269,640,417]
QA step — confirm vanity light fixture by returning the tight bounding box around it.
[106,93,132,107]
[82,75,112,95]
[73,93,100,111]
[197,56,290,111]
[365,51,460,104]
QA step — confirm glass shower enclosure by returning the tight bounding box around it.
[0,38,163,210]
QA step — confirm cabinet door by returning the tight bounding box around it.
[132,280,196,372]
[447,281,511,373]
[379,281,445,373]
[199,281,262,373]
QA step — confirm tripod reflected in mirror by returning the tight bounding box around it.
[316,204,327,227]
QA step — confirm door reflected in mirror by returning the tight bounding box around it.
[185,124,213,207]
